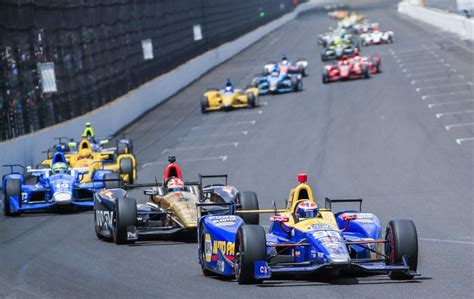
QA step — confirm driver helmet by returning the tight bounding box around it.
[335,37,343,46]
[296,201,318,221]
[166,178,185,192]
[281,56,289,66]
[52,162,68,174]
[353,51,360,58]
[78,148,92,160]
[224,79,234,93]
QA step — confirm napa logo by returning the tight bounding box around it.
[205,234,212,262]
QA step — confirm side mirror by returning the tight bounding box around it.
[144,189,158,196]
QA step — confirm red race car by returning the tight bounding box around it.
[322,53,381,84]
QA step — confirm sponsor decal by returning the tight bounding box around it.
[217,260,225,272]
[100,189,114,199]
[210,215,238,227]
[312,230,341,240]
[213,240,235,256]
[205,234,212,263]
[96,210,114,229]
[308,224,333,231]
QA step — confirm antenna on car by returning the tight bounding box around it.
[272,200,277,215]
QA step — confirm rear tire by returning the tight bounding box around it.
[237,191,259,225]
[362,65,370,79]
[116,141,130,155]
[119,157,134,184]
[322,70,329,84]
[4,179,21,216]
[113,196,137,245]
[385,219,418,280]
[235,225,266,284]
[201,96,209,114]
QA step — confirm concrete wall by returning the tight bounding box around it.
[398,1,474,40]
[0,1,322,177]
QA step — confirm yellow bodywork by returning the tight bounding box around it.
[40,139,137,183]
[149,191,199,230]
[203,88,259,112]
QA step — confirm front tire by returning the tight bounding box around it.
[247,92,257,108]
[385,219,418,280]
[237,191,259,225]
[201,96,209,114]
[4,179,21,216]
[234,225,266,284]
[113,196,137,245]
[199,229,213,276]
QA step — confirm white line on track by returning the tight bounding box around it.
[192,120,256,130]
[411,75,464,84]
[456,137,474,144]
[161,142,239,154]
[419,237,474,245]
[445,122,474,131]
[421,91,471,100]
[399,59,445,67]
[436,110,474,118]
[406,70,455,77]
[428,99,474,108]
[178,131,248,141]
[142,156,228,168]
[416,82,473,91]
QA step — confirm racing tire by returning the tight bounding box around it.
[199,229,214,276]
[295,79,303,92]
[119,157,134,184]
[322,70,329,84]
[362,65,370,79]
[4,179,21,216]
[235,225,266,284]
[247,92,257,108]
[321,53,327,61]
[113,196,137,245]
[237,191,259,225]
[201,96,209,114]
[388,35,394,43]
[104,172,122,189]
[116,141,131,155]
[385,219,418,280]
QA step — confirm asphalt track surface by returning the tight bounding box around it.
[1,1,473,298]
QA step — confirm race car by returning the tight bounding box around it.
[360,28,394,46]
[40,139,136,184]
[2,152,118,216]
[197,174,419,284]
[328,10,349,20]
[201,80,259,113]
[93,156,257,244]
[318,29,355,48]
[262,57,308,77]
[322,55,373,83]
[353,21,380,34]
[251,61,303,95]
[321,38,359,61]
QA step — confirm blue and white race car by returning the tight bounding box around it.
[197,174,419,284]
[2,152,119,216]
[250,69,303,95]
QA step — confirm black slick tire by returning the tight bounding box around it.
[385,219,418,280]
[113,196,137,245]
[4,179,21,216]
[201,96,209,114]
[234,225,266,284]
[119,157,134,184]
[237,191,259,225]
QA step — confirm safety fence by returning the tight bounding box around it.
[0,0,299,141]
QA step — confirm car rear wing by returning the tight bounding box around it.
[325,197,362,211]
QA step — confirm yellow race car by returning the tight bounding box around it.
[40,139,137,184]
[201,80,259,113]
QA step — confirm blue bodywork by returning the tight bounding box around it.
[198,204,414,281]
[2,153,112,215]
[252,72,302,95]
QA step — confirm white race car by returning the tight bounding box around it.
[360,28,394,46]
